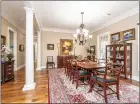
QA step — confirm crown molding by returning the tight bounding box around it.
[41,28,75,34]
[2,12,25,34]
[92,6,139,33]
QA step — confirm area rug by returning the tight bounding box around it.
[48,69,139,103]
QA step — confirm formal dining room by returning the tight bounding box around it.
[1,1,139,103]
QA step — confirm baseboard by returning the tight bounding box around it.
[120,74,139,82]
[16,64,25,71]
[41,66,46,69]
[36,67,42,71]
[132,76,139,82]
[41,65,57,69]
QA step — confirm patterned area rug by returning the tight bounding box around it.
[48,69,139,103]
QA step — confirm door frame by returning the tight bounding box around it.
[7,27,17,71]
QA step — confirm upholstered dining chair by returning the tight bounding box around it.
[71,61,91,89]
[89,64,122,104]
[46,56,55,69]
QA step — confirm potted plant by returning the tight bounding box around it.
[1,45,14,62]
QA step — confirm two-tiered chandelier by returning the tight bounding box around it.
[73,12,92,45]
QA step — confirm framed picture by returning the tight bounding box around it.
[47,44,54,50]
[1,35,6,46]
[122,28,135,41]
[60,39,73,55]
[90,45,96,55]
[110,32,120,42]
[19,44,24,52]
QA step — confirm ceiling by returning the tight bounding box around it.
[2,1,139,33]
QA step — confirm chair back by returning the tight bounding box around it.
[103,63,122,83]
[47,56,53,62]
[71,60,78,72]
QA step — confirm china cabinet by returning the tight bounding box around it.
[106,43,132,79]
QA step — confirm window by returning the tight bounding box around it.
[97,32,110,59]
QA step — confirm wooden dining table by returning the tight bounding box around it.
[76,61,106,71]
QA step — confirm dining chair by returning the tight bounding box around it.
[46,56,55,69]
[72,61,91,89]
[89,64,122,104]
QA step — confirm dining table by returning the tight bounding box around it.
[76,61,106,71]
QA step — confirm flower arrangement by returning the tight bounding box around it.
[1,45,14,62]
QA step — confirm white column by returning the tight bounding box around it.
[36,31,41,71]
[22,7,36,91]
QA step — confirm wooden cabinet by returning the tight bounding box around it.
[1,60,15,84]
[57,55,73,68]
[106,43,132,79]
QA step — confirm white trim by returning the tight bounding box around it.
[132,76,139,82]
[138,21,139,71]
[7,27,18,72]
[120,74,139,82]
[17,64,25,71]
[41,28,74,34]
[41,66,46,69]
[22,83,36,91]
[2,12,25,34]
[41,65,58,69]
[92,6,139,33]
[36,67,42,71]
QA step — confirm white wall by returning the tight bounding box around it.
[41,31,87,67]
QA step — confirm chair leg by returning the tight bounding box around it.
[54,63,55,69]
[70,71,73,81]
[76,75,79,89]
[47,64,48,69]
[88,78,93,92]
[72,74,74,84]
[103,85,108,104]
[116,84,120,100]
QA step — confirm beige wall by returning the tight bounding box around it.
[90,13,139,78]
[41,31,88,66]
[2,17,25,67]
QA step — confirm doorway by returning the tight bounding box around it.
[7,27,17,71]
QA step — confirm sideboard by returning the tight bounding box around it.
[1,60,15,84]
[57,55,73,68]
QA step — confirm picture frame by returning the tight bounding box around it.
[122,28,135,41]
[60,39,73,55]
[19,44,24,52]
[90,45,96,55]
[47,44,54,50]
[110,32,120,42]
[1,35,6,46]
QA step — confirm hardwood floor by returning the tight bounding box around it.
[1,66,139,103]
[1,66,49,103]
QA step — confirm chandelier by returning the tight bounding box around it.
[73,12,92,45]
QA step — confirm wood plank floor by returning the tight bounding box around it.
[1,66,139,103]
[1,66,49,103]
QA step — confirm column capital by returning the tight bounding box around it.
[24,7,34,13]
